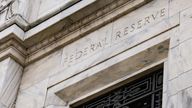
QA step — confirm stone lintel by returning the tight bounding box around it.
[55,40,169,106]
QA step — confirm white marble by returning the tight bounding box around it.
[0,57,23,108]
[169,0,192,17]
[25,0,96,39]
[168,46,183,80]
[44,91,66,107]
[21,0,179,91]
[0,59,9,94]
[16,79,48,108]
[168,77,180,96]
[166,94,178,108]
[46,105,68,108]
[47,1,178,85]
[177,88,192,108]
[176,7,192,45]
[1,0,192,108]
[48,30,169,104]
[178,70,192,91]
[0,0,29,31]
[38,0,79,19]
[168,38,192,80]
[179,39,192,73]
[0,24,25,41]
[20,50,62,90]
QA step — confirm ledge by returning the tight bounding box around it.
[0,24,26,65]
[24,0,97,47]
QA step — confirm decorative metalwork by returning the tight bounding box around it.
[76,69,163,108]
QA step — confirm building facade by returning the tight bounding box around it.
[0,0,191,108]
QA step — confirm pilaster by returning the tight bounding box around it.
[0,57,23,108]
[166,5,192,108]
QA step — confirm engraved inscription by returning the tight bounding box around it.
[62,8,168,68]
[113,8,166,43]
[62,33,111,67]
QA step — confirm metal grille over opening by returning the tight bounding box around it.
[75,69,163,108]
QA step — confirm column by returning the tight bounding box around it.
[166,4,192,108]
[0,58,23,108]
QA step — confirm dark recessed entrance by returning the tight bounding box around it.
[75,69,163,108]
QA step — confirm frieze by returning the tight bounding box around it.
[112,8,166,43]
[62,7,168,68]
[25,0,175,66]
[62,25,112,67]
[26,0,153,64]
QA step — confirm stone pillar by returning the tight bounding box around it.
[0,57,23,108]
[166,6,192,108]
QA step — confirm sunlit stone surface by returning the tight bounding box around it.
[0,0,192,108]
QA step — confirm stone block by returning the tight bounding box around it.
[169,0,192,17]
[20,50,62,90]
[16,79,48,108]
[179,7,192,43]
[168,77,180,96]
[166,94,178,108]
[179,39,192,73]
[177,88,192,108]
[168,47,183,80]
[179,70,192,91]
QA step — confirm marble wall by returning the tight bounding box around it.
[9,0,192,108]
[27,0,80,24]
[165,6,192,108]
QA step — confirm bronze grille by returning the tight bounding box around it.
[75,69,163,108]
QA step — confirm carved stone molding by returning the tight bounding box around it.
[0,39,26,55]
[0,38,26,66]
[0,46,26,65]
